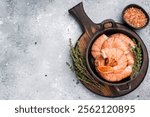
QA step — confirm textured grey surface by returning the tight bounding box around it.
[0,0,149,100]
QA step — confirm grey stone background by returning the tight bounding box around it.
[0,0,149,100]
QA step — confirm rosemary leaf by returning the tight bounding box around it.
[130,39,142,79]
[67,40,104,92]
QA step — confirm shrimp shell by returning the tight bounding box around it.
[93,33,135,82]
[91,34,108,58]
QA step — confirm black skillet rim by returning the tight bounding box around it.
[85,24,148,87]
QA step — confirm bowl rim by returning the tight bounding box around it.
[85,27,148,86]
[122,4,149,29]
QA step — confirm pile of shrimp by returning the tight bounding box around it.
[91,33,135,82]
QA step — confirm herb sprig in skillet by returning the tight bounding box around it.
[130,39,142,79]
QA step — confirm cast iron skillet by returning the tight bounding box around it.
[69,2,149,96]
[86,22,148,88]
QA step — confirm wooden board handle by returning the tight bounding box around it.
[69,2,99,38]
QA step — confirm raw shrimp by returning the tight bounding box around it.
[91,34,108,58]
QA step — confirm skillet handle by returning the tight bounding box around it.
[101,19,117,29]
[69,2,99,38]
[115,83,131,93]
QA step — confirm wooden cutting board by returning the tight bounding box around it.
[69,2,148,97]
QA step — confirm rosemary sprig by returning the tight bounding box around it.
[67,39,106,92]
[130,39,142,79]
